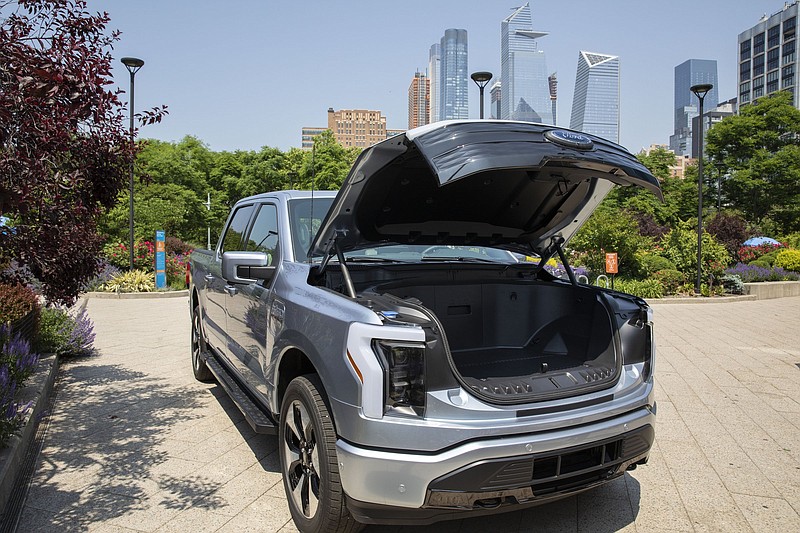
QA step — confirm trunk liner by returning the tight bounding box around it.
[453,348,584,379]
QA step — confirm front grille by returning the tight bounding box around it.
[426,424,654,507]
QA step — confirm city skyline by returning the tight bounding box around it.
[91,0,785,154]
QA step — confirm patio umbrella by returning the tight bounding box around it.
[742,236,782,246]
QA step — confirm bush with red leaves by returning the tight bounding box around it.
[0,0,166,304]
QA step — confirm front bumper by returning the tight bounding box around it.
[336,405,654,524]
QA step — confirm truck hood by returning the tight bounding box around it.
[311,120,661,257]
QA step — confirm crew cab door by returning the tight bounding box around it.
[204,204,255,357]
[225,202,279,398]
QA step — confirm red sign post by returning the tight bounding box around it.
[605,252,618,289]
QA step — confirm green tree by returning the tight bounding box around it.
[100,183,206,244]
[706,91,800,233]
[301,130,360,190]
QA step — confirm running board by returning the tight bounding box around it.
[203,353,277,434]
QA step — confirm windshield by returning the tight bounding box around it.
[288,197,335,261]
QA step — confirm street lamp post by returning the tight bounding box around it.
[121,57,144,270]
[691,83,713,295]
[470,71,493,119]
[203,192,212,250]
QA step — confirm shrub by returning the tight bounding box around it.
[652,269,685,295]
[737,243,784,263]
[781,232,800,249]
[612,279,664,299]
[0,325,39,448]
[166,236,193,255]
[720,274,745,295]
[36,307,97,356]
[569,207,652,278]
[748,259,771,269]
[706,212,748,257]
[774,249,800,272]
[758,250,781,266]
[102,240,155,270]
[638,254,675,277]
[660,220,731,283]
[0,282,39,325]
[102,270,155,293]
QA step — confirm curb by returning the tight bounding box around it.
[647,294,758,305]
[0,352,59,516]
[83,290,189,299]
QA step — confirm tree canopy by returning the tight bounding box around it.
[0,0,165,304]
[706,91,800,233]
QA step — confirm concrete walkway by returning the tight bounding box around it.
[16,296,800,532]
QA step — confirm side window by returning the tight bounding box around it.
[246,204,280,265]
[220,205,254,254]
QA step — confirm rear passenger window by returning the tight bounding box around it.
[246,204,279,264]
[220,205,254,254]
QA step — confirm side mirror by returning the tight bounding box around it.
[222,251,275,284]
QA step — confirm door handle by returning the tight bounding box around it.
[224,285,238,296]
[204,274,214,282]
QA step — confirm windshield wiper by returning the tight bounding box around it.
[420,256,499,263]
[344,256,410,263]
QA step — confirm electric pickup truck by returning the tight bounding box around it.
[189,120,660,532]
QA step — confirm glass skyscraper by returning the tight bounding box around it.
[500,3,553,124]
[669,59,718,157]
[570,51,620,143]
[428,44,441,123]
[439,29,468,120]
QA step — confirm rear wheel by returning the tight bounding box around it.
[191,304,213,382]
[279,375,362,533]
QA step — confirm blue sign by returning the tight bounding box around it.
[544,129,595,150]
[155,230,166,289]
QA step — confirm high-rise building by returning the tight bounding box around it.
[500,3,553,124]
[428,44,441,123]
[548,72,558,125]
[691,97,737,159]
[570,51,620,143]
[490,81,502,119]
[439,28,469,120]
[408,71,430,129]
[738,3,798,108]
[669,59,718,157]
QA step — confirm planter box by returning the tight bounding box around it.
[743,280,800,300]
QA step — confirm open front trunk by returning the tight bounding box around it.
[363,276,620,404]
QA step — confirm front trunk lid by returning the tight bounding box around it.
[311,120,661,257]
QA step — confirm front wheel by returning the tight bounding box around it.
[191,304,213,382]
[279,375,361,533]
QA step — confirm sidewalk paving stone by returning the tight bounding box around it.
[13,296,800,532]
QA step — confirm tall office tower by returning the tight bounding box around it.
[738,3,798,109]
[548,72,558,125]
[428,44,441,123]
[500,3,553,124]
[570,51,620,143]
[490,81,502,119]
[408,71,430,129]
[439,28,469,120]
[669,59,718,157]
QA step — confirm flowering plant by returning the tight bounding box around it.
[723,262,800,282]
[0,325,39,447]
[737,243,784,263]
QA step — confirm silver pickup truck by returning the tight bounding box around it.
[189,121,660,532]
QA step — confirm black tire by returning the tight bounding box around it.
[191,304,214,382]
[279,375,362,533]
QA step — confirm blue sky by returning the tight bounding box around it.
[93,0,780,154]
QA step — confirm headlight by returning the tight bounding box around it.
[373,340,426,416]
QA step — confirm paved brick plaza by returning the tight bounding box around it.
[16,296,800,532]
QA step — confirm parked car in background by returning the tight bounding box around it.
[189,121,661,532]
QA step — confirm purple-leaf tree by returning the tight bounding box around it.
[0,0,166,304]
